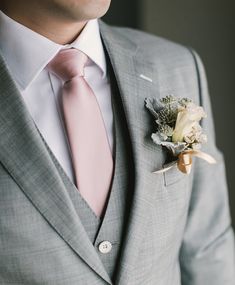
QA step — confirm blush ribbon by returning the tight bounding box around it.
[154,150,216,175]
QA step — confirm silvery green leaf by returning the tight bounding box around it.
[151,132,162,145]
[151,132,187,156]
[159,133,169,141]
[160,141,187,156]
[145,97,163,119]
[158,103,178,125]
[160,95,178,105]
[178,97,192,107]
[155,118,164,127]
[158,124,174,141]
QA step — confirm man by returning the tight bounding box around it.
[0,0,234,284]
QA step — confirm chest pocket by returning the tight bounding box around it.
[163,164,187,186]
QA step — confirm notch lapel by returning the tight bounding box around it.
[0,54,112,285]
[99,21,166,284]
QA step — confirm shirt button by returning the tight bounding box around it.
[98,241,112,254]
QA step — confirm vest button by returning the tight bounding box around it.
[98,241,112,254]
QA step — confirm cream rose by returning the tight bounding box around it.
[172,103,206,143]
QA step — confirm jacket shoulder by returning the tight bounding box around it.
[107,25,207,105]
[110,26,195,65]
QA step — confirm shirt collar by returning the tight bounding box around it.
[68,19,107,79]
[0,10,106,90]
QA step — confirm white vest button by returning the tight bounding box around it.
[98,241,112,254]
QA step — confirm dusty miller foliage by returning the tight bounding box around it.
[145,95,192,156]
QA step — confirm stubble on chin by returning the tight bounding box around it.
[45,0,111,22]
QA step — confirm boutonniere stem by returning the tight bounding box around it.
[154,149,216,175]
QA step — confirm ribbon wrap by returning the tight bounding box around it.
[154,150,216,175]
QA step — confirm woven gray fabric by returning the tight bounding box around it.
[0,20,234,285]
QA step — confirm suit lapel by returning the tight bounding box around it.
[100,21,166,284]
[0,54,112,284]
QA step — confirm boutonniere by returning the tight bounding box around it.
[145,95,216,174]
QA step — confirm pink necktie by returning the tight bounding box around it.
[47,48,113,217]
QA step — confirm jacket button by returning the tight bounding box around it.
[98,241,112,254]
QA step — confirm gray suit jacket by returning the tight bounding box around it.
[0,20,234,284]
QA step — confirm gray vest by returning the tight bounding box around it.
[38,64,134,282]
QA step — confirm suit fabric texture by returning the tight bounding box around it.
[0,20,234,284]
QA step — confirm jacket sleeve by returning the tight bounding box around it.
[179,49,235,284]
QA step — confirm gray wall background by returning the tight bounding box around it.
[103,0,235,228]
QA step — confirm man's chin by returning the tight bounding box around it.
[52,0,111,22]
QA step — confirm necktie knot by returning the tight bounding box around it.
[47,48,88,82]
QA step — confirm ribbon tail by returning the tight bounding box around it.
[188,150,217,164]
[153,161,177,174]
